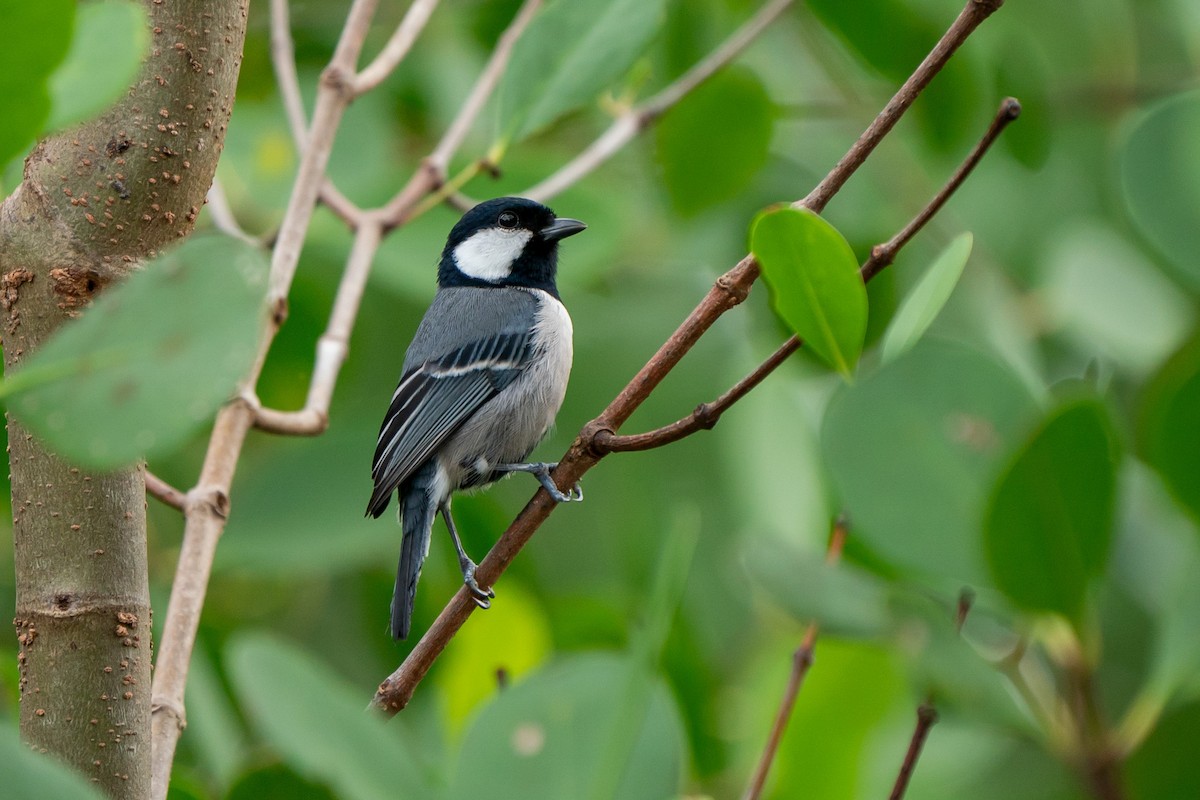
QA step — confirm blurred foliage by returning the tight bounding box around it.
[3,0,1200,797]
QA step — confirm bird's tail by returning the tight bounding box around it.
[392,463,439,640]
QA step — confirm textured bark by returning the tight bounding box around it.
[0,0,248,795]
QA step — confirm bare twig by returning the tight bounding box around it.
[742,517,848,800]
[800,0,1005,212]
[593,96,1019,455]
[381,0,544,227]
[146,471,187,511]
[149,1,387,795]
[370,0,1007,715]
[254,215,384,434]
[525,0,793,202]
[890,704,940,800]
[860,97,1020,281]
[353,0,442,95]
[205,178,258,245]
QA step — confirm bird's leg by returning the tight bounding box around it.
[440,500,495,608]
[492,461,584,503]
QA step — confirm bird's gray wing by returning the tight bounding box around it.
[365,330,531,517]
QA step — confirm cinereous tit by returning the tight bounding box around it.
[367,196,586,640]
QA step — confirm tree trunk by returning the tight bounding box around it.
[0,1,247,795]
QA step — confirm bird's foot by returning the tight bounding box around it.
[462,561,495,609]
[497,461,584,503]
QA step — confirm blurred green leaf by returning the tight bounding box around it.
[654,66,775,216]
[450,653,685,800]
[434,582,552,737]
[746,544,891,638]
[881,232,973,363]
[1138,331,1200,524]
[983,399,1118,627]
[752,207,867,376]
[994,37,1052,168]
[185,645,247,792]
[1120,89,1200,291]
[225,763,337,800]
[494,0,669,145]
[226,633,434,800]
[0,724,105,800]
[0,0,73,165]
[822,339,1038,585]
[1125,701,1200,800]
[6,234,267,469]
[45,1,148,132]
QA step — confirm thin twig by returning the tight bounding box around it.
[148,1,385,795]
[860,97,1020,281]
[524,0,793,202]
[145,471,187,511]
[370,0,1006,715]
[381,0,544,228]
[800,0,1005,213]
[204,178,258,245]
[254,215,384,434]
[269,0,363,227]
[741,517,848,800]
[353,0,442,95]
[890,704,940,800]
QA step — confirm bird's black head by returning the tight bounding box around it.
[437,197,586,297]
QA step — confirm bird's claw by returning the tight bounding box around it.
[462,562,495,609]
[532,462,583,503]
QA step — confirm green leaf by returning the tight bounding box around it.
[1138,331,1200,524]
[46,1,149,132]
[225,764,337,800]
[745,544,891,638]
[1119,89,1200,292]
[495,0,669,145]
[226,633,434,800]
[5,234,267,470]
[881,232,973,363]
[654,66,775,216]
[751,207,868,376]
[449,653,686,800]
[0,0,74,165]
[821,339,1038,586]
[0,724,105,800]
[983,399,1119,626]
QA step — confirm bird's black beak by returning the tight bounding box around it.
[540,217,587,242]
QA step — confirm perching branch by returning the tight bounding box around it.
[371,0,1009,714]
[741,517,848,800]
[595,97,1020,455]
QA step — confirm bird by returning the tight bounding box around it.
[366,196,586,640]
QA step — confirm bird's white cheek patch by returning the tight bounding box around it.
[453,228,533,282]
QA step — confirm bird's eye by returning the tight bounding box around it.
[497,211,519,229]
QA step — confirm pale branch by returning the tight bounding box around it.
[253,215,384,434]
[146,471,187,511]
[370,0,1007,715]
[592,97,1020,455]
[269,0,363,227]
[205,178,259,245]
[381,0,545,228]
[148,0,388,794]
[799,0,1005,212]
[353,0,443,95]
[861,96,1021,281]
[741,517,848,800]
[889,704,940,800]
[524,0,794,202]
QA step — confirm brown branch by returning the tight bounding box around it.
[370,0,1006,715]
[741,517,848,800]
[890,703,940,800]
[860,97,1021,282]
[594,96,1019,455]
[146,471,187,511]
